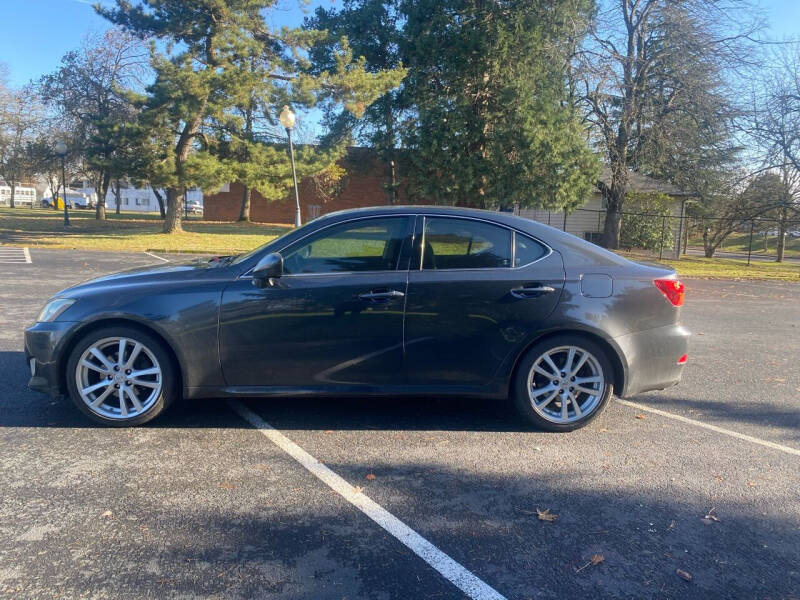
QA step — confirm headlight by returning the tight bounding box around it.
[37,298,76,322]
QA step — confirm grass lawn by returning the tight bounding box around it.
[0,207,291,254]
[688,231,800,258]
[618,251,800,281]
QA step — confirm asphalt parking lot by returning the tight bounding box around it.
[1,247,799,600]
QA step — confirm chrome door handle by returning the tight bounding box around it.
[510,285,556,299]
[358,290,405,302]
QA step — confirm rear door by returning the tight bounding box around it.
[404,215,565,387]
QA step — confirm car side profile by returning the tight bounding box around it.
[24,206,689,431]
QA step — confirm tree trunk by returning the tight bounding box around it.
[152,186,166,219]
[776,206,787,263]
[239,185,251,222]
[95,173,109,220]
[163,187,183,233]
[9,183,15,209]
[113,179,122,216]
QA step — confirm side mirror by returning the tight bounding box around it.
[252,252,283,288]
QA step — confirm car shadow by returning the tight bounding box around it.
[1,351,528,432]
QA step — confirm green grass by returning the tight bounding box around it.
[618,250,800,281]
[688,231,800,258]
[0,207,291,255]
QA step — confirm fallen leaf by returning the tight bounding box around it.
[324,430,334,434]
[365,473,376,481]
[536,508,558,522]
[676,569,692,582]
[219,482,235,490]
[701,508,720,525]
[101,510,113,518]
[353,486,363,494]
[575,553,604,572]
[636,414,646,420]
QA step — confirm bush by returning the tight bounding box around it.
[620,192,675,251]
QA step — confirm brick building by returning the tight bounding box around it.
[203,147,400,224]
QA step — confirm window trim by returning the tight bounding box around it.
[416,214,553,272]
[239,214,416,279]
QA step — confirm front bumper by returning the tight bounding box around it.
[24,321,80,397]
[614,323,690,397]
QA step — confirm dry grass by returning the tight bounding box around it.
[0,207,291,254]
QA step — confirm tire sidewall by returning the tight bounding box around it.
[65,325,177,427]
[513,335,614,432]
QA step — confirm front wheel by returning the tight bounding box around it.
[513,335,614,432]
[65,326,178,426]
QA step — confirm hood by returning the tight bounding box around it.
[56,256,233,298]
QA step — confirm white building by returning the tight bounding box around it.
[105,186,203,212]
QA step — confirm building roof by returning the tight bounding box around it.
[599,167,692,197]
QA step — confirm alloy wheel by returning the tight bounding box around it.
[526,345,605,424]
[75,336,162,420]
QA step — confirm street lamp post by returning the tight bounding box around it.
[54,140,69,227]
[279,105,302,228]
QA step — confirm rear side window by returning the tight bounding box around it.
[514,233,548,266]
[422,217,512,270]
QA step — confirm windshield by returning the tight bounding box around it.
[229,227,295,265]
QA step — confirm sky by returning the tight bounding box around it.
[1,0,799,88]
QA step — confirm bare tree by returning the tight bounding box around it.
[39,28,149,220]
[751,46,800,261]
[578,0,764,248]
[0,86,41,207]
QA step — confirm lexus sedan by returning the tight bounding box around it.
[25,206,689,431]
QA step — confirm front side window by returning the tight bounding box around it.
[282,217,409,275]
[422,217,512,270]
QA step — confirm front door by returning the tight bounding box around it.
[404,215,565,388]
[219,216,412,388]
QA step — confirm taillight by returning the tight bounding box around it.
[654,279,685,306]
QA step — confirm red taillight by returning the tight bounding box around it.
[677,353,688,365]
[654,279,685,307]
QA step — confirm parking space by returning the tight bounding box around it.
[0,246,31,264]
[1,249,799,599]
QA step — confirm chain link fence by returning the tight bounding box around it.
[513,205,800,264]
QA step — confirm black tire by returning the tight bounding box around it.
[65,325,178,427]
[512,334,614,432]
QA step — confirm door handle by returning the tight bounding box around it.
[510,285,556,299]
[358,289,405,302]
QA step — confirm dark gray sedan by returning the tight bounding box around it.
[24,206,689,431]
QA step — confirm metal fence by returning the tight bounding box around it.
[531,206,800,264]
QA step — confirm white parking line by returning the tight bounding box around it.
[0,247,31,263]
[229,401,508,600]
[616,399,800,457]
[143,251,169,262]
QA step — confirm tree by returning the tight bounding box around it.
[619,191,674,251]
[751,46,800,261]
[0,86,40,208]
[398,0,598,211]
[40,29,150,220]
[99,0,405,234]
[306,0,406,205]
[579,0,762,248]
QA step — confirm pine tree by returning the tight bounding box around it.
[98,0,405,233]
[400,0,599,210]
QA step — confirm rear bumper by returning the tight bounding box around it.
[614,323,690,397]
[24,321,79,397]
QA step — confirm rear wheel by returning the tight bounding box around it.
[513,335,613,432]
[65,326,178,426]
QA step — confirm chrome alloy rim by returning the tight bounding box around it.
[75,337,162,420]
[527,345,605,424]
